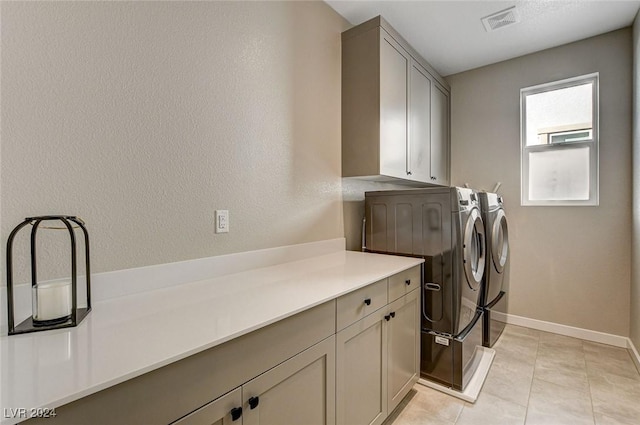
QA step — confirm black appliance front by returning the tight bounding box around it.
[478,192,510,348]
[365,187,486,391]
[483,291,508,347]
[420,309,483,391]
[365,188,456,336]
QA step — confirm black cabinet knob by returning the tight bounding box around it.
[390,312,396,318]
[248,396,260,410]
[231,407,243,421]
[405,279,411,286]
[364,298,371,306]
[384,314,391,321]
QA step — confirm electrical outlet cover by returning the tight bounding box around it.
[215,210,229,233]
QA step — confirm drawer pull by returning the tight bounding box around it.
[405,279,411,286]
[364,298,372,306]
[384,314,391,321]
[390,311,396,318]
[248,396,260,410]
[231,407,243,421]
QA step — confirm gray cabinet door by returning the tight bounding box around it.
[387,290,420,413]
[379,29,409,180]
[242,336,336,425]
[172,387,243,425]
[408,60,432,183]
[431,82,450,185]
[336,309,387,425]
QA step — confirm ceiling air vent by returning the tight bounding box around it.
[481,6,520,32]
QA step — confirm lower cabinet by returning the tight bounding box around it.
[336,308,387,425]
[243,336,336,425]
[387,290,420,413]
[336,288,420,425]
[174,336,336,425]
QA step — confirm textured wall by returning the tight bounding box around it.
[1,1,347,283]
[632,15,640,349]
[447,29,632,336]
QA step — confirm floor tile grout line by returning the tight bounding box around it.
[452,401,464,424]
[522,330,540,425]
[582,340,598,425]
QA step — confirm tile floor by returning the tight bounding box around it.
[386,324,640,425]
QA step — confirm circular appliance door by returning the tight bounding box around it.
[492,209,509,273]
[463,207,486,290]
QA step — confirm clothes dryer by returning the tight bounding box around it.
[478,192,509,348]
[364,186,486,391]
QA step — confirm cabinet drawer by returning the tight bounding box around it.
[337,279,388,331]
[388,265,421,302]
[172,387,242,425]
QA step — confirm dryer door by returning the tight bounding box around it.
[491,209,509,274]
[463,208,486,290]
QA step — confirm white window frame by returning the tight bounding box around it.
[520,73,599,206]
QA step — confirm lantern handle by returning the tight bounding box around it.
[6,218,34,333]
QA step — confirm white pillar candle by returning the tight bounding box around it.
[32,279,72,322]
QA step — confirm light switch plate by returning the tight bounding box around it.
[215,210,229,233]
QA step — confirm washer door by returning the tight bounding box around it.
[463,207,486,290]
[492,209,509,274]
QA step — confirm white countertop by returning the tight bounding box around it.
[0,249,422,424]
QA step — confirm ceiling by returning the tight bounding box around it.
[325,0,640,76]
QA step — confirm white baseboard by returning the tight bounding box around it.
[494,311,628,348]
[628,337,640,374]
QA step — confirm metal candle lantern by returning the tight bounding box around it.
[6,215,91,335]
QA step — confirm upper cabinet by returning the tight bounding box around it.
[342,16,450,186]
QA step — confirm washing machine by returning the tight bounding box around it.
[364,186,486,391]
[478,192,509,348]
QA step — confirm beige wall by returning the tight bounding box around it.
[447,29,632,336]
[632,16,640,348]
[1,1,348,282]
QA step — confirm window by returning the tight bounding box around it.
[520,73,599,206]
